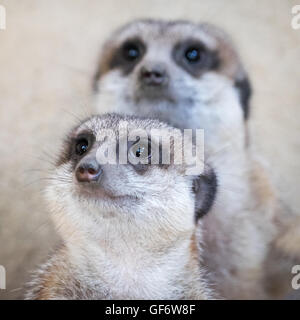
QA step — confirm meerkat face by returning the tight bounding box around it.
[93,20,251,144]
[47,114,217,240]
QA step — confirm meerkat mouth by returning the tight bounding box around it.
[135,83,176,103]
[135,90,176,105]
[75,183,140,204]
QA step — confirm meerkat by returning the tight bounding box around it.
[92,19,296,299]
[25,113,218,300]
[93,19,251,157]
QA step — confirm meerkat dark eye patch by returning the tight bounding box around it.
[110,38,146,75]
[70,132,95,168]
[127,137,151,174]
[129,138,151,161]
[126,137,168,174]
[192,169,217,220]
[122,42,141,61]
[173,40,220,77]
[75,138,89,156]
[185,47,202,63]
[56,131,95,167]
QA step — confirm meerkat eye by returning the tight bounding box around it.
[129,139,151,161]
[135,145,146,158]
[132,141,150,159]
[122,42,140,61]
[75,138,89,156]
[185,47,202,63]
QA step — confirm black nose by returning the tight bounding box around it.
[75,159,103,183]
[140,65,168,86]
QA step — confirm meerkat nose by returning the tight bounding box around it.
[139,64,168,86]
[75,159,103,183]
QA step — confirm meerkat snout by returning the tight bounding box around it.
[139,63,169,87]
[75,157,103,183]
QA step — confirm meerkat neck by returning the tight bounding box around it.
[63,224,201,299]
[65,214,195,267]
[52,202,206,299]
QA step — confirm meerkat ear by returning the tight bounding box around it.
[234,73,252,120]
[192,169,217,220]
[93,69,101,92]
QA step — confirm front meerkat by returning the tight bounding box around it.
[92,20,294,299]
[25,114,217,300]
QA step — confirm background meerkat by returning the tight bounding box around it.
[92,19,296,298]
[93,19,251,157]
[25,113,218,300]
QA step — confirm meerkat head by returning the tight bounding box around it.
[47,113,217,245]
[93,19,251,151]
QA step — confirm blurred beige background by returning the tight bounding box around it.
[0,0,299,299]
